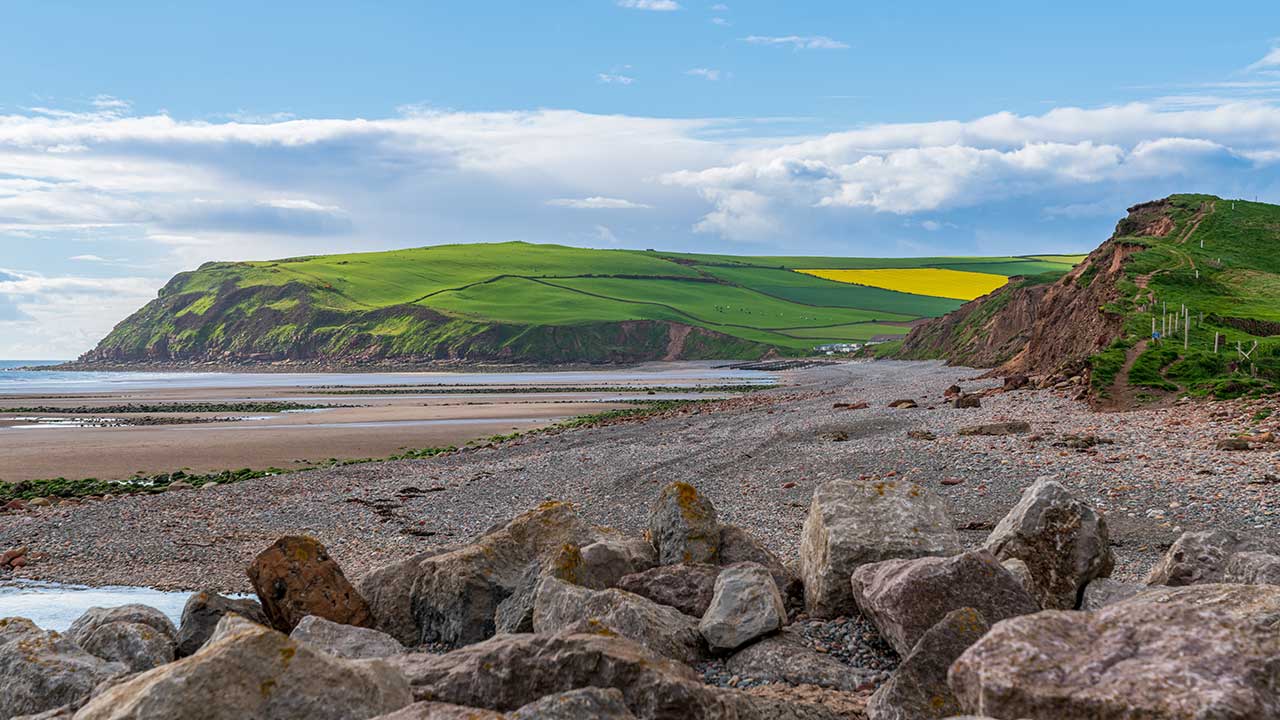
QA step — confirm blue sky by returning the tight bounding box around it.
[5,1,1280,357]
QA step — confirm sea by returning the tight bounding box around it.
[0,360,774,395]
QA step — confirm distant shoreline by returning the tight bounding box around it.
[29,357,817,375]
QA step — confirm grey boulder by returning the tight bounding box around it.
[867,607,990,720]
[800,478,961,618]
[648,481,720,565]
[577,535,659,589]
[75,615,412,720]
[850,549,1036,656]
[1145,529,1276,586]
[1225,550,1280,585]
[615,563,721,618]
[532,577,704,663]
[698,562,785,653]
[509,688,637,719]
[395,502,596,647]
[0,617,127,719]
[290,615,407,659]
[388,630,840,720]
[80,621,175,672]
[984,477,1113,609]
[176,590,268,657]
[717,525,802,610]
[67,605,177,648]
[950,584,1280,719]
[725,629,875,692]
[1080,577,1143,611]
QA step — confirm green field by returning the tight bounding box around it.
[1099,194,1280,396]
[86,242,1080,364]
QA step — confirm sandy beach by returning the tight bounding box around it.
[0,362,761,482]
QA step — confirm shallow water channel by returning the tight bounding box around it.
[0,580,242,631]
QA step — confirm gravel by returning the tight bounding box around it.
[2,360,1277,593]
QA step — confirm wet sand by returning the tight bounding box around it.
[0,374,742,481]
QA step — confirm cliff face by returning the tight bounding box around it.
[80,279,775,366]
[897,203,1164,375]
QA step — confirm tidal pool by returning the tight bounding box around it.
[0,580,235,632]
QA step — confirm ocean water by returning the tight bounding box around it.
[0,580,215,631]
[0,360,773,395]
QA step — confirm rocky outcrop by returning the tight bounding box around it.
[724,630,875,692]
[290,615,407,659]
[75,615,412,720]
[649,482,720,565]
[176,590,268,657]
[698,562,785,653]
[0,617,127,719]
[405,502,598,647]
[866,607,990,720]
[1144,529,1276,586]
[79,621,175,672]
[532,577,704,663]
[949,584,1280,719]
[800,479,961,617]
[247,535,374,633]
[850,549,1037,656]
[984,477,1113,609]
[615,563,721,618]
[388,630,840,720]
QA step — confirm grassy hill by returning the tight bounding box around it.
[82,242,1081,365]
[899,194,1280,399]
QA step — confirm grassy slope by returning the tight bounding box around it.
[89,241,1078,364]
[1099,194,1280,397]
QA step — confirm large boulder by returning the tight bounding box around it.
[388,630,840,720]
[67,605,177,648]
[509,688,637,719]
[532,577,704,663]
[75,615,412,720]
[698,562,785,654]
[80,621,175,672]
[867,607,990,720]
[290,615,406,659]
[717,525,802,610]
[648,482,720,565]
[949,584,1280,719]
[1225,550,1280,585]
[725,629,875,692]
[355,549,448,646]
[404,502,598,647]
[850,549,1037,656]
[576,535,659,589]
[1144,529,1274,586]
[616,564,721,617]
[799,479,961,618]
[370,702,503,719]
[0,617,127,719]
[247,535,374,633]
[984,477,1113,609]
[1080,577,1143,611]
[175,590,268,657]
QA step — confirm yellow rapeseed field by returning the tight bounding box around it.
[796,268,1009,301]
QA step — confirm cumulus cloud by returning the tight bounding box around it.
[5,94,1280,353]
[597,73,635,85]
[547,196,652,209]
[744,35,849,50]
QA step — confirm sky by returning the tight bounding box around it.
[5,1,1280,359]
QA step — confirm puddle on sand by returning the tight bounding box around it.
[0,580,249,632]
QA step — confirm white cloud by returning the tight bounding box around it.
[0,268,160,359]
[594,225,620,244]
[711,17,729,26]
[617,0,680,10]
[711,3,729,9]
[597,73,636,85]
[68,254,108,262]
[547,196,652,209]
[1246,48,1280,72]
[686,68,723,81]
[744,35,849,50]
